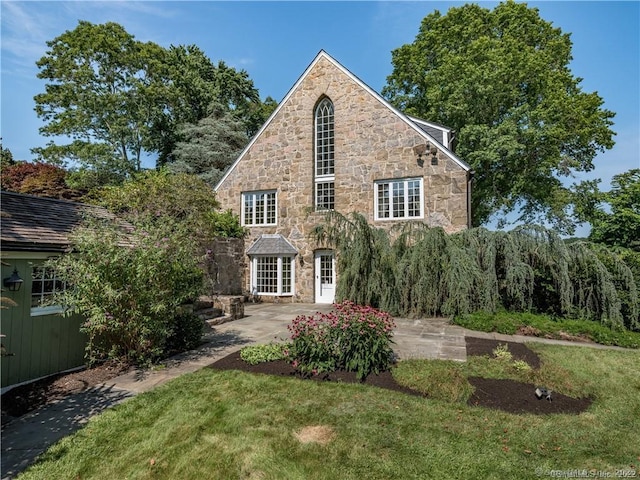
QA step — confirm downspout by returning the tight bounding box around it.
[467,170,475,229]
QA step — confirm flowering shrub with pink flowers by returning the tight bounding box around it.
[287,301,396,380]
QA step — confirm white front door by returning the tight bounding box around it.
[314,250,335,304]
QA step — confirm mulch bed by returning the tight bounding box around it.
[208,351,424,398]
[209,338,592,415]
[465,337,542,369]
[467,377,593,414]
[464,337,592,414]
[1,360,130,425]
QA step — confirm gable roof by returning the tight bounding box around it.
[246,234,298,256]
[0,191,115,252]
[215,50,470,191]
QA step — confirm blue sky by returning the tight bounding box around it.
[1,1,638,229]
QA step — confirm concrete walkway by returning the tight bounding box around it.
[0,302,626,479]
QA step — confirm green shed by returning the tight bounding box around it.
[1,192,111,392]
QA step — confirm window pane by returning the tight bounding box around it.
[392,182,405,218]
[408,180,421,217]
[281,257,292,294]
[244,194,254,225]
[320,255,333,285]
[377,183,389,218]
[315,99,334,177]
[256,257,278,294]
[266,192,276,224]
[31,266,65,308]
[256,194,265,224]
[315,182,335,211]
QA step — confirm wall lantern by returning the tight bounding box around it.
[415,143,439,166]
[430,146,439,166]
[3,268,23,292]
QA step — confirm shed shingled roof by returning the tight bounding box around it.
[1,191,115,252]
[246,234,298,256]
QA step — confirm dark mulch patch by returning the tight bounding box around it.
[467,377,593,414]
[465,337,592,414]
[465,337,542,369]
[208,350,424,398]
[1,361,131,425]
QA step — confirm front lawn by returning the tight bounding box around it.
[19,344,640,480]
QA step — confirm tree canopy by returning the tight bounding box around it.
[576,169,640,252]
[169,101,248,187]
[383,1,615,233]
[33,21,268,188]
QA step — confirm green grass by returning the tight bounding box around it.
[18,345,640,480]
[454,311,640,348]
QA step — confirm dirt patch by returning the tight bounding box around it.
[1,360,131,425]
[465,337,592,414]
[467,377,593,414]
[465,337,541,369]
[293,425,336,445]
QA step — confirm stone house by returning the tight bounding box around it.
[214,50,472,304]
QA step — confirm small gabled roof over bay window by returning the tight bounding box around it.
[247,235,297,296]
[247,234,298,256]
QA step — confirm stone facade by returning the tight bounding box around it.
[203,238,245,295]
[215,51,471,303]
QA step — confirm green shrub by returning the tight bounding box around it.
[287,301,396,380]
[50,217,204,366]
[240,343,289,365]
[167,313,205,353]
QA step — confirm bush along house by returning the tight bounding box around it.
[214,51,471,304]
[0,191,110,391]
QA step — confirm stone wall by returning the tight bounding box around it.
[215,55,470,303]
[204,237,245,295]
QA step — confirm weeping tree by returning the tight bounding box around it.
[311,212,639,331]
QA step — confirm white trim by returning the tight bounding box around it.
[250,255,295,296]
[215,50,470,192]
[374,177,424,221]
[30,305,64,317]
[241,190,277,226]
[1,365,85,395]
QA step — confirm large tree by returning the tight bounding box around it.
[575,169,640,252]
[33,21,166,178]
[383,2,615,232]
[33,21,264,186]
[169,102,248,187]
[152,45,262,165]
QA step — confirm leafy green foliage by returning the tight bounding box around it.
[49,218,204,365]
[33,22,263,187]
[93,169,244,242]
[33,21,166,177]
[576,169,640,252]
[454,311,640,348]
[240,343,289,365]
[313,212,639,331]
[287,301,396,380]
[383,2,615,232]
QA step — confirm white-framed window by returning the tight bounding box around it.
[31,265,66,316]
[314,98,335,211]
[251,255,294,296]
[242,190,277,226]
[374,178,424,220]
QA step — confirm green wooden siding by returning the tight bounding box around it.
[1,258,87,389]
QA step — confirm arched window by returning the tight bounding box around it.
[314,98,334,210]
